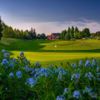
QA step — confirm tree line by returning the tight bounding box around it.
[0,17,3,40]
[2,24,46,40]
[0,17,47,40]
[91,31,100,39]
[0,17,100,40]
[2,24,47,40]
[60,26,91,40]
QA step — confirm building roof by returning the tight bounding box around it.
[51,33,60,35]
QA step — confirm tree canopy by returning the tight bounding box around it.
[0,17,3,40]
[60,26,91,40]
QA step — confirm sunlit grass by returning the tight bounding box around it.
[11,51,100,66]
[1,38,100,66]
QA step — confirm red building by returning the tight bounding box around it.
[47,33,60,40]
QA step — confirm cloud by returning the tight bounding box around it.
[2,17,100,34]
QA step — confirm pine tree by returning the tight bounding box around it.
[29,28,36,39]
[61,30,67,40]
[67,27,71,40]
[0,16,3,40]
[71,26,75,38]
[74,27,82,39]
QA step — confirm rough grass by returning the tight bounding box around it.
[0,38,100,66]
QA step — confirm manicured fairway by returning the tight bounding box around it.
[0,38,100,66]
[11,51,100,65]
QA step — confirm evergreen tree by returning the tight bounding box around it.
[67,27,71,40]
[0,16,3,40]
[40,33,46,39]
[29,28,36,39]
[71,26,75,38]
[60,30,67,40]
[74,27,82,39]
[3,25,15,38]
[81,28,91,38]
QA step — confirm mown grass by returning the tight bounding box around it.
[0,38,100,66]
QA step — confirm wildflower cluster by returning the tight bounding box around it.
[0,50,99,100]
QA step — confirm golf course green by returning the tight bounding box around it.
[0,38,100,66]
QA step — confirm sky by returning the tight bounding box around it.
[0,0,100,34]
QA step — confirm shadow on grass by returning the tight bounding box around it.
[0,38,100,53]
[39,49,100,53]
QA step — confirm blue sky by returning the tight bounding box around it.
[0,0,100,33]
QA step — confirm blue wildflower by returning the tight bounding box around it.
[56,67,67,74]
[26,78,36,87]
[9,62,14,68]
[79,60,83,66]
[39,68,46,73]
[71,73,80,81]
[85,72,94,80]
[91,59,97,67]
[63,88,69,95]
[33,68,49,79]
[9,72,14,78]
[57,68,67,80]
[73,90,81,99]
[4,52,10,58]
[41,68,48,77]
[1,59,9,65]
[85,60,91,67]
[16,71,22,78]
[56,95,65,100]
[1,49,6,53]
[24,66,31,72]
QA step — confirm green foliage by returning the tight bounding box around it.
[60,30,67,40]
[67,27,71,40]
[61,26,91,40]
[81,28,91,38]
[91,31,100,39]
[71,26,74,38]
[0,17,3,40]
[28,28,36,39]
[0,50,99,99]
[0,18,99,41]
[74,27,82,39]
[2,24,46,40]
[3,25,15,38]
[37,33,47,39]
[1,38,100,66]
